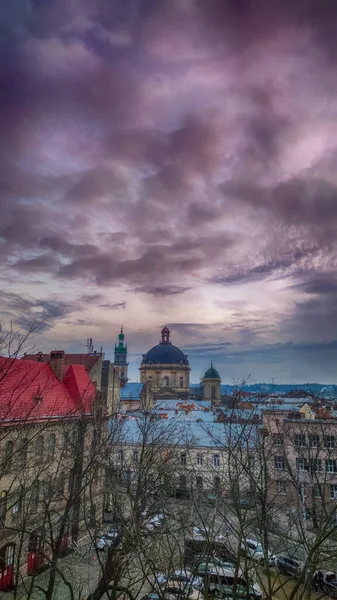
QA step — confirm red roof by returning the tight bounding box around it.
[22,353,102,372]
[0,357,96,423]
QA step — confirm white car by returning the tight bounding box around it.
[95,529,119,550]
[143,513,165,534]
[241,538,275,565]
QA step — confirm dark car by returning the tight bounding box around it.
[314,571,337,597]
[276,555,303,577]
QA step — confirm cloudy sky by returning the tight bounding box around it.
[1,0,337,383]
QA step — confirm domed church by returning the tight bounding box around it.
[137,326,221,407]
[140,327,191,394]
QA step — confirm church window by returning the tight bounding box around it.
[163,376,169,387]
[211,386,216,400]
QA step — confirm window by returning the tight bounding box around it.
[63,432,70,454]
[56,472,65,498]
[117,450,123,462]
[324,436,335,449]
[294,434,306,448]
[211,386,216,400]
[309,434,320,448]
[47,433,56,459]
[0,491,7,526]
[12,486,24,516]
[181,453,186,466]
[276,480,286,495]
[197,454,203,466]
[31,480,40,509]
[133,450,139,462]
[310,459,322,473]
[163,376,169,387]
[196,476,203,490]
[43,478,53,502]
[19,438,28,468]
[330,485,337,500]
[35,435,44,459]
[214,476,221,492]
[314,485,322,498]
[213,454,220,467]
[296,458,308,472]
[274,455,285,470]
[179,376,184,387]
[272,434,284,446]
[3,441,14,474]
[326,459,337,473]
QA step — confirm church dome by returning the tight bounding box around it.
[204,364,220,379]
[142,327,189,366]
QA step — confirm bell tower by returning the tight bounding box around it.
[113,326,129,388]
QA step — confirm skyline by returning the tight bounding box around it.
[1,0,337,383]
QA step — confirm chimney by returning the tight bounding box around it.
[49,350,65,381]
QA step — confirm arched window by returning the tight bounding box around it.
[179,376,184,387]
[56,472,66,499]
[211,386,216,400]
[31,480,40,509]
[19,438,28,468]
[47,433,56,459]
[35,435,44,459]
[3,441,14,474]
[163,376,169,387]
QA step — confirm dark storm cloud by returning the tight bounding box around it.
[1,0,337,380]
[134,286,191,297]
[11,255,60,273]
[0,291,75,331]
[100,301,127,310]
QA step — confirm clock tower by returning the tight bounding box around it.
[113,327,128,387]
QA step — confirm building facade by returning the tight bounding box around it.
[262,403,337,522]
[0,351,110,590]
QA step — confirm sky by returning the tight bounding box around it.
[1,0,337,384]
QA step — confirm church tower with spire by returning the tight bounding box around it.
[113,327,129,387]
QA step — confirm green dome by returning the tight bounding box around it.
[204,364,220,379]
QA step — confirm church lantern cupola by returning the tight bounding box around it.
[161,326,171,344]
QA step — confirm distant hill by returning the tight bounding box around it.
[220,383,337,399]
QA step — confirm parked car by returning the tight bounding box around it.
[313,571,337,597]
[204,566,262,600]
[143,513,166,535]
[94,530,119,550]
[240,538,275,566]
[275,555,303,577]
[196,558,238,578]
[155,568,203,590]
